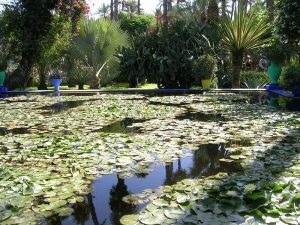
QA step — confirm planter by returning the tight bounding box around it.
[267,62,282,84]
[50,78,63,91]
[201,79,212,89]
[0,71,5,86]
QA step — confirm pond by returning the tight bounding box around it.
[0,93,299,225]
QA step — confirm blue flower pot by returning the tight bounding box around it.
[50,78,63,91]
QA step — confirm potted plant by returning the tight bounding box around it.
[264,42,285,85]
[49,69,63,91]
[192,54,217,89]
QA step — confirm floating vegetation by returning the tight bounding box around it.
[0,94,299,225]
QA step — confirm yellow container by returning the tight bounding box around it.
[201,79,212,89]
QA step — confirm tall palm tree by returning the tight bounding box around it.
[114,0,119,20]
[163,0,168,32]
[231,0,237,19]
[97,3,110,18]
[72,19,129,88]
[217,1,271,87]
[110,0,114,20]
[137,0,141,14]
[220,0,227,18]
[265,0,274,20]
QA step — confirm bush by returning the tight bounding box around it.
[240,71,269,88]
[192,54,217,81]
[118,20,204,89]
[68,67,92,90]
[280,64,300,90]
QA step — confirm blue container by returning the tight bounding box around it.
[50,78,63,91]
[292,87,300,97]
[0,86,8,98]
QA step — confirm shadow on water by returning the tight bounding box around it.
[46,143,242,225]
[39,99,101,115]
[148,101,189,108]
[176,111,227,122]
[99,118,147,134]
[0,127,30,136]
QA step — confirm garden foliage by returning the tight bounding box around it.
[118,20,204,88]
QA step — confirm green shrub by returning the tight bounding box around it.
[280,64,300,90]
[118,20,204,89]
[192,54,218,81]
[240,71,269,88]
[68,67,92,90]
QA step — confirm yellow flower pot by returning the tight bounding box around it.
[201,79,212,89]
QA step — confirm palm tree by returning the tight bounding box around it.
[110,0,114,20]
[137,0,141,14]
[163,0,168,32]
[97,3,110,18]
[220,0,227,18]
[114,0,119,20]
[217,1,271,87]
[72,19,129,88]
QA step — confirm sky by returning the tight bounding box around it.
[86,0,161,15]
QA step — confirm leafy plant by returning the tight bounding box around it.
[68,66,92,90]
[263,40,286,65]
[280,64,300,90]
[119,13,156,35]
[118,20,204,89]
[217,1,271,87]
[192,54,218,80]
[0,54,7,71]
[240,70,269,89]
[72,19,129,88]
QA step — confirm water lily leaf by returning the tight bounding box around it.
[139,212,165,225]
[164,208,185,219]
[56,207,74,217]
[0,210,12,222]
[120,214,139,225]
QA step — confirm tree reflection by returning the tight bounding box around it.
[109,175,137,225]
[165,159,189,185]
[73,198,90,225]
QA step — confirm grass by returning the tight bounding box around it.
[23,83,158,91]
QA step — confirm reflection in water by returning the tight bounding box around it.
[109,176,137,225]
[40,101,85,114]
[47,144,241,225]
[73,199,90,225]
[164,144,238,185]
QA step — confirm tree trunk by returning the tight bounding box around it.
[163,0,168,33]
[231,0,236,19]
[231,51,243,88]
[78,84,84,90]
[137,0,141,14]
[266,0,274,21]
[110,0,114,20]
[114,0,118,20]
[38,64,48,90]
[221,0,226,18]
